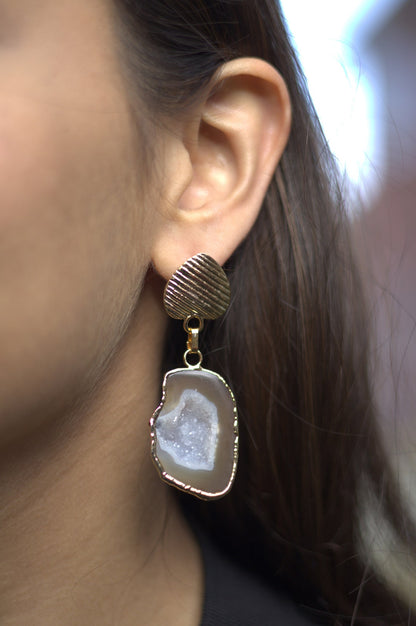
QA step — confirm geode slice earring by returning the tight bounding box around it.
[150,253,238,500]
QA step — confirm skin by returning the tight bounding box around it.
[0,0,291,624]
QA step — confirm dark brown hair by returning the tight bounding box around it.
[115,1,415,622]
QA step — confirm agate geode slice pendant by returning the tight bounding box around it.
[150,254,238,500]
[150,367,238,499]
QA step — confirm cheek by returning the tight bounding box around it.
[0,96,149,443]
[0,101,57,225]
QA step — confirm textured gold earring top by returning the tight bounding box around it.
[163,253,230,320]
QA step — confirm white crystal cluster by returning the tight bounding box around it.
[155,388,218,471]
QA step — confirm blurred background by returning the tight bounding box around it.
[280,0,416,599]
[280,0,416,444]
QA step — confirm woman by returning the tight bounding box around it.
[0,0,414,623]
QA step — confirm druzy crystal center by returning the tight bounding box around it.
[155,388,219,470]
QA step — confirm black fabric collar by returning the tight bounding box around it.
[191,522,315,626]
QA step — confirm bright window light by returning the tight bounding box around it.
[280,0,404,207]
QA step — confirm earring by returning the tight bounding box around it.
[150,253,238,500]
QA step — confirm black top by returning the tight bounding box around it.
[197,529,315,626]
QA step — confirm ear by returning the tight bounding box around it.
[151,58,291,279]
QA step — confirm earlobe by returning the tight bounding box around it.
[151,58,291,280]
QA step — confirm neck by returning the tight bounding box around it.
[0,286,203,626]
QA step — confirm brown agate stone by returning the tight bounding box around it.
[150,368,238,499]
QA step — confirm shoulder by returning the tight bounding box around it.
[197,528,315,626]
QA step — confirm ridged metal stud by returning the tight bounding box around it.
[163,254,230,320]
